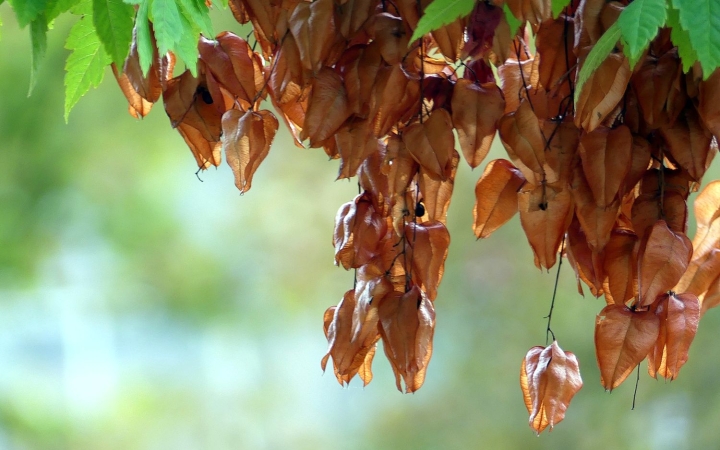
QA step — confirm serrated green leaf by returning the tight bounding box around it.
[672,0,720,78]
[71,0,93,14]
[617,0,666,69]
[173,5,199,75]
[8,0,47,27]
[552,0,571,18]
[47,0,83,21]
[123,0,142,4]
[93,0,135,67]
[574,22,621,107]
[503,4,522,37]
[409,0,475,43]
[666,6,697,72]
[150,0,182,54]
[136,0,153,75]
[29,13,47,96]
[64,15,112,121]
[178,0,212,37]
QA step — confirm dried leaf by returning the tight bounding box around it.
[520,341,583,435]
[578,125,632,207]
[451,79,505,169]
[405,221,451,301]
[418,150,459,225]
[335,119,380,180]
[566,216,603,297]
[518,184,574,270]
[637,220,692,307]
[594,304,659,391]
[473,159,526,238]
[378,286,436,393]
[659,105,713,182]
[403,108,455,180]
[289,0,337,72]
[221,109,279,193]
[333,192,388,270]
[602,229,638,306]
[575,52,630,132]
[498,101,546,182]
[301,67,352,146]
[648,292,699,380]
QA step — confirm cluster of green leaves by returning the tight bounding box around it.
[1,0,221,120]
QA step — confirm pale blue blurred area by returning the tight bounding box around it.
[1,4,720,449]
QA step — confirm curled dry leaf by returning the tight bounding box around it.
[431,17,465,62]
[112,63,154,119]
[302,68,352,146]
[498,101,546,183]
[337,0,376,39]
[498,59,540,114]
[451,79,505,169]
[602,229,638,306]
[370,13,410,66]
[691,180,720,261]
[566,217,603,297]
[631,50,685,130]
[578,125,632,207]
[333,192,388,270]
[541,121,580,186]
[571,161,620,251]
[198,33,265,110]
[575,53,630,132]
[289,0,337,72]
[335,119,380,180]
[221,109,279,193]
[378,286,436,393]
[648,292,700,380]
[404,221,451,301]
[321,278,390,386]
[637,220,692,307]
[518,184,574,270]
[473,159,526,239]
[371,65,421,137]
[403,108,455,180]
[631,191,688,242]
[536,15,576,97]
[418,150,459,225]
[520,341,582,435]
[594,304,660,391]
[659,105,713,182]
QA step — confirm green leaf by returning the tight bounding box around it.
[212,0,226,7]
[617,0,666,69]
[64,15,112,121]
[150,0,182,55]
[672,0,720,77]
[178,0,213,37]
[29,13,48,96]
[136,0,153,75]
[8,0,48,27]
[503,4,522,37]
[551,0,571,18]
[47,0,83,21]
[93,0,135,67]
[409,0,475,43]
[574,22,621,107]
[666,6,697,72]
[173,5,199,75]
[70,0,93,14]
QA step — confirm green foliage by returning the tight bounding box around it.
[92,0,135,67]
[551,0,571,18]
[136,0,153,75]
[666,7,697,72]
[64,15,111,121]
[145,0,205,75]
[409,0,475,43]
[7,0,47,28]
[574,22,621,107]
[46,0,82,21]
[29,13,48,95]
[617,0,667,69]
[502,3,522,36]
[672,0,720,78]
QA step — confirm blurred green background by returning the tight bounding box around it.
[1,4,720,449]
